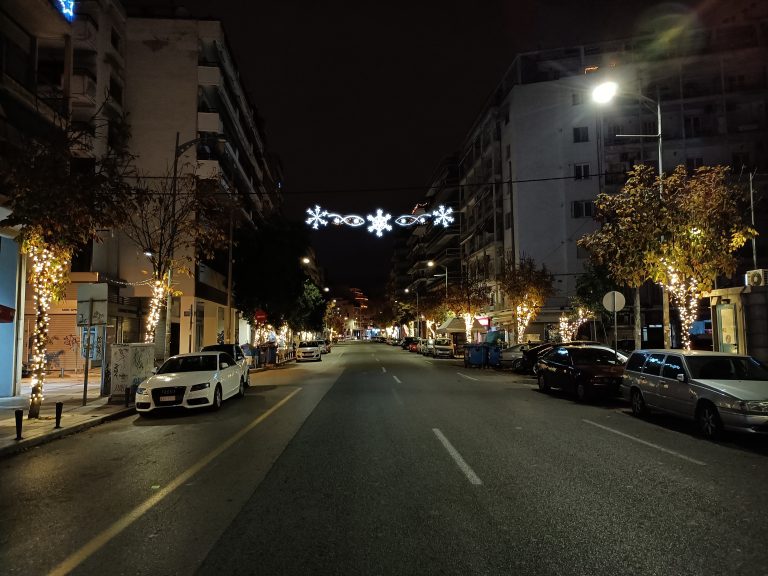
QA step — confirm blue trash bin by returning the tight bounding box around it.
[464,344,487,368]
[487,345,502,368]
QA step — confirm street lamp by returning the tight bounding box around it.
[404,288,419,337]
[592,81,670,349]
[427,260,448,298]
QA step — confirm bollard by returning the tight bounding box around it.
[14,409,23,441]
[55,402,63,429]
[125,388,130,407]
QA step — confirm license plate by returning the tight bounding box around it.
[159,395,175,402]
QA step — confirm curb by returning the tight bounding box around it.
[0,406,136,460]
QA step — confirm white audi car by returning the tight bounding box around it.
[135,352,245,415]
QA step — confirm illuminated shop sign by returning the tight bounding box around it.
[56,0,75,21]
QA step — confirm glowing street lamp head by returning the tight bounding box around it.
[592,81,618,104]
[427,261,435,268]
[323,287,330,292]
[301,257,311,264]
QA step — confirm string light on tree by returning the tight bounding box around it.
[661,261,699,350]
[24,234,70,418]
[558,308,591,342]
[144,279,167,343]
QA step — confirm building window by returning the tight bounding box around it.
[110,28,122,52]
[573,126,589,143]
[571,200,595,218]
[504,211,512,230]
[109,76,123,105]
[574,163,590,180]
[505,144,511,160]
[504,107,510,125]
[572,92,583,106]
[684,116,702,138]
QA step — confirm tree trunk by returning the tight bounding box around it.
[634,287,642,351]
[662,286,672,349]
[28,298,47,419]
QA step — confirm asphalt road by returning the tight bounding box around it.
[1,341,767,576]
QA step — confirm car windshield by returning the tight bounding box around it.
[435,339,451,346]
[158,355,217,374]
[570,347,625,365]
[299,341,319,348]
[686,356,768,381]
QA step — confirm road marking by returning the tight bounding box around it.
[432,428,483,485]
[381,366,387,373]
[582,419,706,466]
[391,388,404,405]
[48,387,303,576]
[392,375,402,384]
[375,356,380,362]
[457,372,479,381]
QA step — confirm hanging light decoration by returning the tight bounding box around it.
[306,204,454,237]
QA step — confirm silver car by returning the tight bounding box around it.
[622,349,768,439]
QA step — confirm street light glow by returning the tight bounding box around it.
[592,81,618,104]
[302,257,310,264]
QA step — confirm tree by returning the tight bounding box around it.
[120,170,228,346]
[443,271,491,340]
[575,262,619,342]
[0,112,133,417]
[288,280,325,333]
[647,165,755,348]
[497,254,555,343]
[579,164,755,350]
[232,215,311,328]
[578,164,665,350]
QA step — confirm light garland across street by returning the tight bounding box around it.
[306,204,454,237]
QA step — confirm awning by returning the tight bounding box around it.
[471,319,486,332]
[437,317,466,333]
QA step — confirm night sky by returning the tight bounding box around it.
[125,0,700,297]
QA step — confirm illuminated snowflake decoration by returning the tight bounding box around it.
[306,204,455,237]
[57,0,75,20]
[367,209,392,237]
[432,205,455,227]
[306,205,329,230]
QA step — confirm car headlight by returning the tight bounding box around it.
[744,400,768,414]
[136,386,147,395]
[190,382,210,391]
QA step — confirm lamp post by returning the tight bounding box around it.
[592,81,670,349]
[427,260,448,298]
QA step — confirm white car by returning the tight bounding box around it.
[296,341,323,362]
[201,343,250,386]
[135,352,245,414]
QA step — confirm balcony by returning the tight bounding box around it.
[198,111,223,133]
[73,14,99,52]
[71,69,97,107]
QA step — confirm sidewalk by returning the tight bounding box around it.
[0,370,135,459]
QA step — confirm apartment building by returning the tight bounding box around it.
[121,14,280,356]
[455,9,768,343]
[0,0,74,396]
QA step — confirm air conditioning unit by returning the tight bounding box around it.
[745,269,768,287]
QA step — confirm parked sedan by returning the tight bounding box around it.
[521,340,600,374]
[536,345,626,401]
[499,343,530,370]
[296,341,323,362]
[135,352,245,415]
[622,349,768,439]
[433,337,454,359]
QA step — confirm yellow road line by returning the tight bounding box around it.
[48,387,302,576]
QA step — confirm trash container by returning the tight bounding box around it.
[464,343,487,368]
[487,345,502,368]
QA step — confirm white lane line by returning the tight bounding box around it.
[375,356,381,362]
[381,366,387,373]
[392,375,402,384]
[48,388,303,576]
[432,428,483,486]
[391,388,404,405]
[457,372,479,381]
[582,419,706,466]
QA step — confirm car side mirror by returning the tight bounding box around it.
[151,366,158,374]
[676,373,686,382]
[221,362,229,369]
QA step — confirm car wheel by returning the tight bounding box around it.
[630,389,647,418]
[575,381,590,402]
[212,385,223,411]
[238,378,245,398]
[697,402,723,440]
[537,373,550,392]
[511,358,522,371]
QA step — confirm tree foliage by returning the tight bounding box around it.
[497,254,555,343]
[288,280,325,332]
[578,163,756,348]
